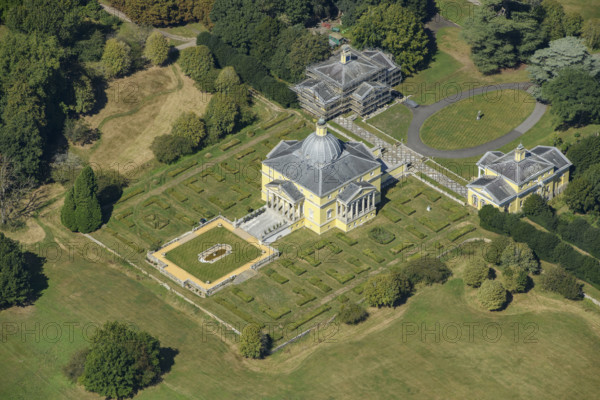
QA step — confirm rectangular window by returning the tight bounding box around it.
[309,209,314,220]
[327,209,332,219]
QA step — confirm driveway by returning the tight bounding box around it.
[405,82,547,158]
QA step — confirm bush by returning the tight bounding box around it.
[502,266,529,293]
[62,347,90,383]
[477,280,507,311]
[401,258,452,286]
[500,242,540,274]
[364,273,412,307]
[144,31,169,65]
[368,227,396,244]
[80,321,162,398]
[483,236,511,265]
[151,134,194,164]
[239,324,269,359]
[337,303,368,325]
[63,118,99,145]
[102,38,131,78]
[463,259,490,288]
[539,265,583,300]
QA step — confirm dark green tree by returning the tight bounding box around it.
[80,321,162,398]
[566,135,600,176]
[539,265,582,300]
[0,233,31,308]
[542,68,600,127]
[500,242,540,274]
[61,187,78,232]
[204,92,240,142]
[352,3,429,74]
[502,265,529,293]
[484,236,511,265]
[62,166,102,233]
[151,134,194,164]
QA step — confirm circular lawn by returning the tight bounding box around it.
[420,89,536,150]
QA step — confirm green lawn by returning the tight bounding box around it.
[165,227,260,282]
[368,103,413,142]
[420,89,536,150]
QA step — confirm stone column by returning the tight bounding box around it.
[362,197,366,214]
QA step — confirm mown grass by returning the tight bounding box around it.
[368,103,413,143]
[420,89,536,150]
[165,227,260,282]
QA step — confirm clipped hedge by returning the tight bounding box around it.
[390,242,414,255]
[231,287,254,303]
[447,225,476,242]
[263,268,289,284]
[417,216,450,233]
[116,187,145,204]
[406,225,427,240]
[396,203,416,216]
[326,269,355,284]
[262,306,291,320]
[336,232,357,246]
[219,139,241,151]
[167,161,197,177]
[287,305,331,331]
[363,249,385,263]
[280,261,306,276]
[214,297,263,327]
[382,208,402,223]
[368,227,396,245]
[293,287,317,306]
[308,277,332,293]
[166,187,188,203]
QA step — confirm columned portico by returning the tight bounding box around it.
[266,189,303,221]
[338,190,376,223]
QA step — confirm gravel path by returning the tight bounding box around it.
[405,82,547,159]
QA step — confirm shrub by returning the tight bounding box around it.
[401,258,452,286]
[477,280,507,311]
[362,249,385,263]
[500,242,540,274]
[239,324,269,359]
[102,38,131,78]
[144,31,169,66]
[326,269,355,284]
[293,287,316,306]
[390,242,414,255]
[447,225,476,242]
[337,303,368,325]
[463,259,490,288]
[539,265,583,300]
[62,347,90,383]
[483,236,511,265]
[287,305,331,331]
[151,134,194,164]
[364,273,412,307]
[63,118,99,145]
[502,266,529,293]
[368,227,396,244]
[308,277,331,293]
[80,321,161,398]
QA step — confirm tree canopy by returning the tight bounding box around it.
[477,280,507,310]
[102,38,132,78]
[463,259,490,288]
[171,112,206,147]
[144,31,170,66]
[542,68,600,127]
[364,272,412,307]
[464,0,544,74]
[61,166,103,233]
[0,233,32,309]
[352,3,429,74]
[80,321,162,398]
[500,242,540,274]
[239,324,268,359]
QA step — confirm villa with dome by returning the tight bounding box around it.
[261,119,397,234]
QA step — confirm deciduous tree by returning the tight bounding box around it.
[102,39,132,78]
[239,324,268,359]
[144,31,170,66]
[463,259,490,288]
[477,279,507,310]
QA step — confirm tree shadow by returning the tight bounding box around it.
[24,251,48,305]
[158,347,179,376]
[495,291,513,312]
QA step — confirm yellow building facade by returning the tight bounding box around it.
[261,119,388,235]
[467,144,571,213]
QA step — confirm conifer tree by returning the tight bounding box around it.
[73,166,102,233]
[0,233,31,308]
[60,187,78,232]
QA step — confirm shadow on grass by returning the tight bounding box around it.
[25,251,48,306]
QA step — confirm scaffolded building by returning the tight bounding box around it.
[293,45,402,120]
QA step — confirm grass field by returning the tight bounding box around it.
[433,105,600,180]
[420,89,536,150]
[367,103,413,143]
[558,0,600,19]
[165,227,260,282]
[399,28,530,105]
[81,64,211,174]
[2,206,600,399]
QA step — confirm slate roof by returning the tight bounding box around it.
[337,181,376,203]
[265,180,304,203]
[351,82,388,101]
[468,176,517,205]
[263,133,381,197]
[469,145,572,205]
[300,131,344,166]
[476,146,571,185]
[294,78,340,105]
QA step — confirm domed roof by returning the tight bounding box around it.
[301,131,344,166]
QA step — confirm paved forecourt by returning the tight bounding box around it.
[151,217,276,292]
